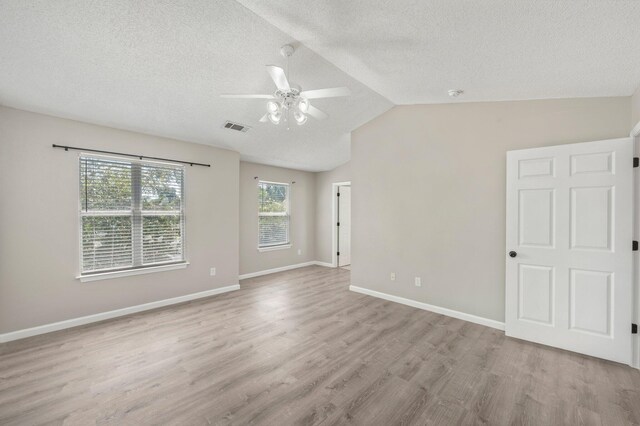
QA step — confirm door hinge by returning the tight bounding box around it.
[337,192,340,197]
[634,157,639,168]
[633,323,638,334]
[634,241,638,251]
[337,252,340,256]
[337,222,340,226]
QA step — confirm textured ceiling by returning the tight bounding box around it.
[236,0,640,105]
[2,1,640,171]
[0,0,392,171]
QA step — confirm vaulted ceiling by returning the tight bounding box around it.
[1,1,639,170]
[236,0,640,105]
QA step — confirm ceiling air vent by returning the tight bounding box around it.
[223,121,250,133]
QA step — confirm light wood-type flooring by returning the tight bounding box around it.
[1,266,639,425]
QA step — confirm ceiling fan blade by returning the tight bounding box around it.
[220,94,274,99]
[266,65,291,91]
[306,105,328,120]
[300,87,351,99]
[259,113,269,123]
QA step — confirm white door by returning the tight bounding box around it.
[338,186,351,266]
[506,138,634,364]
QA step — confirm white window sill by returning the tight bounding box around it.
[257,244,292,252]
[77,262,189,282]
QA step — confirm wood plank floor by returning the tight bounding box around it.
[1,266,639,425]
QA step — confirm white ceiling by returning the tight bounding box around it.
[2,1,640,171]
[236,0,640,105]
[0,0,392,171]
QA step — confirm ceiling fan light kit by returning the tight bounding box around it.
[267,101,279,113]
[268,111,282,124]
[294,110,307,125]
[221,44,351,127]
[298,97,309,113]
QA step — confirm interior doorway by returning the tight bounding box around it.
[332,182,351,268]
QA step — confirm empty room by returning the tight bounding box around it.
[1,1,640,424]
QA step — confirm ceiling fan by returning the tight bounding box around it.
[220,44,351,126]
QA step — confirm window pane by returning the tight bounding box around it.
[259,216,289,246]
[79,156,186,274]
[82,216,132,272]
[143,215,183,264]
[258,183,288,213]
[141,165,183,211]
[80,157,132,211]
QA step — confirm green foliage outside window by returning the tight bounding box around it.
[80,157,184,273]
[258,182,289,247]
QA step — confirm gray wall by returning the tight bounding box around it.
[3,95,635,333]
[351,97,631,322]
[239,161,316,275]
[315,162,351,264]
[0,107,240,333]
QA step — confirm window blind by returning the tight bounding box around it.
[258,181,290,247]
[80,156,185,274]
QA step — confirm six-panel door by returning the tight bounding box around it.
[506,138,633,364]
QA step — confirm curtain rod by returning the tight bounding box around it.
[52,144,211,167]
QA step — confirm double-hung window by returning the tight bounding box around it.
[258,181,290,248]
[79,155,185,275]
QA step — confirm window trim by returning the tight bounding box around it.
[77,153,187,278]
[257,244,292,253]
[77,262,189,282]
[257,180,291,249]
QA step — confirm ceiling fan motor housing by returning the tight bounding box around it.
[276,87,302,110]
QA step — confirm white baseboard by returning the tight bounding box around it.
[314,261,334,268]
[239,261,333,280]
[349,285,505,331]
[0,284,240,343]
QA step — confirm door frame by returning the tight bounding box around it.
[332,181,351,268]
[632,120,640,369]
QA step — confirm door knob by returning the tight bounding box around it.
[509,251,517,258]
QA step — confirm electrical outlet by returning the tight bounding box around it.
[390,272,396,281]
[298,249,302,255]
[414,277,421,287]
[210,267,216,276]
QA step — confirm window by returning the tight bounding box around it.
[258,181,290,248]
[80,155,185,275]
